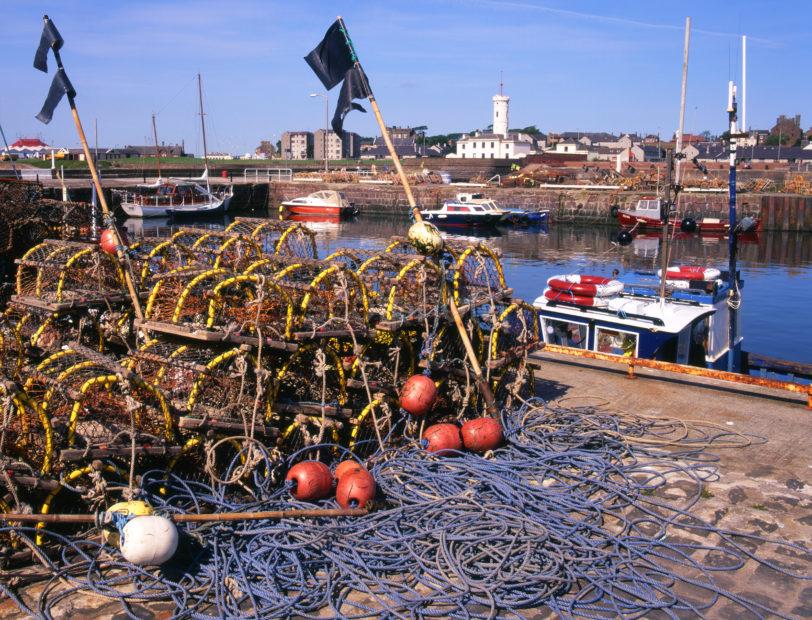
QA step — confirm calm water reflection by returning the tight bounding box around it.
[124,214,812,364]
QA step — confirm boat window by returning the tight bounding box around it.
[472,206,485,212]
[595,327,637,357]
[542,318,588,349]
[449,205,471,213]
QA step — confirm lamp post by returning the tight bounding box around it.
[310,93,328,173]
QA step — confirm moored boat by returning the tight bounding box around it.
[281,190,357,218]
[420,193,503,227]
[115,180,232,218]
[615,197,760,234]
[534,267,743,370]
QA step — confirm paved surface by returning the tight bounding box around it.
[1,354,810,618]
[530,352,812,619]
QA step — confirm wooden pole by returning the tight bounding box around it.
[336,16,497,414]
[0,506,369,524]
[44,16,144,321]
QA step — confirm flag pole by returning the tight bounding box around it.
[41,15,144,321]
[335,17,497,414]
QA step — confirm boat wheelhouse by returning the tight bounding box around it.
[534,270,743,371]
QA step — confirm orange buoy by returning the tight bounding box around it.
[399,374,437,416]
[335,469,376,509]
[422,423,462,456]
[285,461,333,501]
[335,460,364,481]
[461,417,503,453]
[99,229,119,255]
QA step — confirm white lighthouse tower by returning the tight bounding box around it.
[492,75,509,137]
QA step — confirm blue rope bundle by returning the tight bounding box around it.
[2,399,809,619]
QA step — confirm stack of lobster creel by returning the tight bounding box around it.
[543,274,624,308]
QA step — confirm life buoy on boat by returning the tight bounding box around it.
[657,266,721,281]
[543,288,610,307]
[547,274,624,297]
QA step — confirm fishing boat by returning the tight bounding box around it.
[116,180,232,218]
[420,193,503,227]
[281,190,358,218]
[615,197,760,234]
[534,268,743,370]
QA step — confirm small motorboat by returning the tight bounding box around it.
[420,193,503,227]
[116,180,233,218]
[281,190,357,218]
[500,207,550,226]
[615,197,760,234]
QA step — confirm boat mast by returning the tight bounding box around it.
[727,81,740,372]
[197,73,210,186]
[151,112,162,181]
[0,121,18,179]
[659,17,691,302]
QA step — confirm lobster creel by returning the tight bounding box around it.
[543,288,610,308]
[546,275,623,298]
[658,266,721,281]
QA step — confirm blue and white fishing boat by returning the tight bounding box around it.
[420,193,503,227]
[534,267,743,371]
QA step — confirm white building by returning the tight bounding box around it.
[447,92,534,159]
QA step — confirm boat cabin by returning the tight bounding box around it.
[627,198,662,219]
[535,271,743,370]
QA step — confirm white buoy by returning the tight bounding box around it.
[120,515,178,566]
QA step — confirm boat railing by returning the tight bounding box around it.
[243,168,293,182]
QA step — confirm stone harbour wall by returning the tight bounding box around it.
[268,181,812,231]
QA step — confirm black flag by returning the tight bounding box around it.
[34,18,63,73]
[305,20,371,134]
[332,65,370,134]
[304,21,354,90]
[36,68,75,124]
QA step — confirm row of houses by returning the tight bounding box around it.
[2,138,190,161]
[280,129,362,160]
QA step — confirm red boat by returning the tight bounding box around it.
[281,190,358,219]
[616,197,760,234]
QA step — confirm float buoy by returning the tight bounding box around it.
[680,217,698,233]
[543,288,610,308]
[407,221,443,255]
[335,469,376,509]
[461,417,504,453]
[103,500,154,546]
[423,423,462,456]
[99,229,119,255]
[335,460,364,481]
[547,275,623,297]
[120,515,178,566]
[400,374,437,417]
[617,230,633,246]
[286,461,334,501]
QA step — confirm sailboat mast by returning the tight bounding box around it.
[151,113,162,180]
[197,73,209,176]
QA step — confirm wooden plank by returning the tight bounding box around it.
[274,401,354,419]
[59,445,185,462]
[178,416,279,437]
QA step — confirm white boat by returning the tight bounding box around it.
[281,190,357,218]
[421,193,504,227]
[116,180,233,218]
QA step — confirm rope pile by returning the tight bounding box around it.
[2,399,808,618]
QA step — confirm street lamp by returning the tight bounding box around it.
[310,93,329,173]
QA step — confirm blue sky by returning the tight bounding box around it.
[0,1,808,155]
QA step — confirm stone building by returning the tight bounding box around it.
[281,131,314,160]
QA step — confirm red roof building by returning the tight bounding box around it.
[10,138,50,152]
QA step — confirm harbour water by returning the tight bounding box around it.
[123,214,812,365]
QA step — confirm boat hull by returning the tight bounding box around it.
[282,203,356,218]
[617,210,760,234]
[420,212,502,227]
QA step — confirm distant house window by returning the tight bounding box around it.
[481,154,485,158]
[505,144,510,150]
[491,142,494,147]
[495,111,499,117]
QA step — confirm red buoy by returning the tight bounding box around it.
[335,459,364,481]
[285,461,333,501]
[99,229,119,256]
[399,374,437,416]
[335,469,376,509]
[461,417,504,453]
[422,423,462,456]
